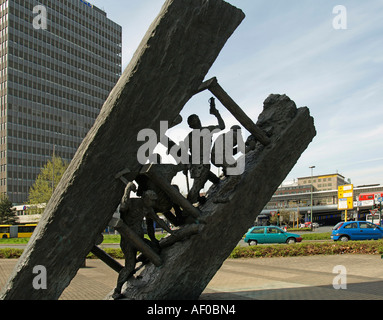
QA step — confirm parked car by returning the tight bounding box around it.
[331,221,383,242]
[304,222,312,228]
[244,226,302,245]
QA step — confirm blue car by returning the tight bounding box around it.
[331,221,383,242]
[244,226,302,245]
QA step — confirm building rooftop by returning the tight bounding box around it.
[297,173,346,180]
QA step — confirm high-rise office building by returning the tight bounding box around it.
[0,0,122,203]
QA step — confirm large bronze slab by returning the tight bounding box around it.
[0,0,245,300]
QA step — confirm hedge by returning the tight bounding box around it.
[0,248,125,260]
[229,241,383,259]
[86,248,124,260]
[2,241,383,260]
[0,249,24,259]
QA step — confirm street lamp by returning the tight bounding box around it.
[309,166,316,227]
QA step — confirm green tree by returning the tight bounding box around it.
[0,196,17,224]
[28,156,69,207]
[270,209,298,227]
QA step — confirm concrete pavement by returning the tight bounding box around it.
[1,255,383,300]
[202,255,383,300]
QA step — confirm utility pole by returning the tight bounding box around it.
[309,166,315,227]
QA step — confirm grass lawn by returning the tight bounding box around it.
[0,233,168,245]
[301,232,331,241]
[0,238,30,244]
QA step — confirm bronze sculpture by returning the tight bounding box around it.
[185,98,225,204]
[0,0,316,300]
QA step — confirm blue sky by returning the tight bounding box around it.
[90,0,383,191]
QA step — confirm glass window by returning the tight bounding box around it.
[333,222,344,230]
[366,222,378,228]
[0,226,10,233]
[267,227,282,234]
[344,223,357,229]
[251,227,264,234]
[359,222,375,229]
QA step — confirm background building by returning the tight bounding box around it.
[262,173,383,226]
[272,173,347,207]
[297,173,348,192]
[0,0,122,203]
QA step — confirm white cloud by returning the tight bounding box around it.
[92,0,383,188]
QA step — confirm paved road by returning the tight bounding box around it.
[1,254,383,300]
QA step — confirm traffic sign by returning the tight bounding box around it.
[338,198,348,210]
[338,184,353,198]
[378,196,383,203]
[338,184,354,210]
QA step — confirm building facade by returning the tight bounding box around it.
[0,0,122,203]
[297,173,347,192]
[270,173,347,208]
[263,173,383,225]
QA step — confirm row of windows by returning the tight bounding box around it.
[11,2,121,54]
[12,103,93,125]
[7,97,98,126]
[343,222,377,229]
[301,178,335,184]
[0,10,7,26]
[0,62,7,74]
[7,121,87,140]
[7,130,82,149]
[0,78,6,97]
[0,1,9,12]
[9,35,119,85]
[7,156,72,176]
[9,36,120,78]
[317,183,333,188]
[7,117,88,138]
[0,26,7,44]
[11,3,120,58]
[8,86,104,116]
[15,0,122,36]
[8,52,117,93]
[8,170,46,181]
[9,12,121,68]
[4,182,31,194]
[6,134,81,150]
[8,58,113,96]
[9,119,91,135]
[9,65,109,104]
